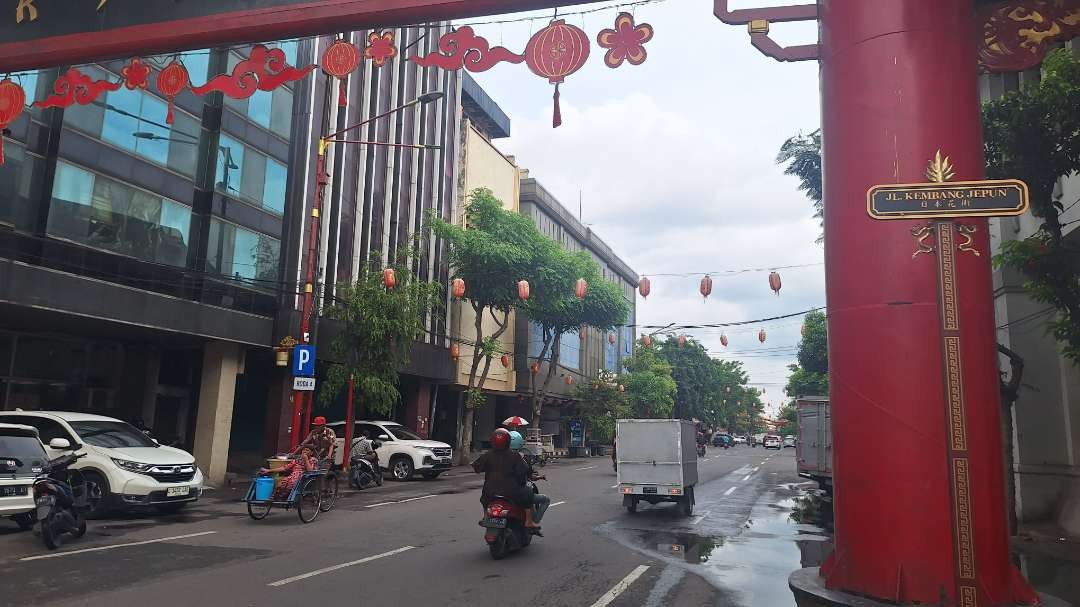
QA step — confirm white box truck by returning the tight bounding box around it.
[796,397,832,494]
[615,419,698,516]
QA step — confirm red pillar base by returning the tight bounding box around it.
[791,569,1066,607]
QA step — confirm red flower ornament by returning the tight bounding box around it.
[121,58,151,90]
[365,31,397,67]
[597,12,654,69]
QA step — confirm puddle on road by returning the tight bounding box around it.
[598,483,834,606]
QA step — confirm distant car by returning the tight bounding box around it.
[764,435,782,450]
[0,423,46,530]
[783,435,797,448]
[712,434,733,448]
[733,436,747,445]
[0,411,204,516]
[330,420,453,480]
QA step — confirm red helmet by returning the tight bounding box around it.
[491,428,511,451]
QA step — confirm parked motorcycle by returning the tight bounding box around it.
[349,440,383,490]
[481,483,540,560]
[34,452,97,550]
[522,449,547,468]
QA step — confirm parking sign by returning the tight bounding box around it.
[292,345,315,377]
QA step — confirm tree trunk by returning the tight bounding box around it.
[455,304,485,465]
[997,343,1024,536]
[457,393,473,466]
[530,329,554,429]
[533,333,562,431]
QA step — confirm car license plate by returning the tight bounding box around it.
[643,486,657,494]
[482,517,507,528]
[0,486,27,497]
[166,486,190,497]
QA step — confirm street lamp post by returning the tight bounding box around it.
[289,90,445,452]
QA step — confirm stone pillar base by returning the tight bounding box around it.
[789,568,1071,607]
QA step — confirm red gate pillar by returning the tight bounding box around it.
[820,0,1036,604]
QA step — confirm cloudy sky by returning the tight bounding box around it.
[464,1,824,416]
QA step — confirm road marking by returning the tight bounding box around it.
[723,486,737,496]
[611,484,619,489]
[591,565,651,607]
[690,511,710,525]
[753,467,760,472]
[550,500,567,507]
[575,465,598,471]
[741,475,752,482]
[268,546,416,587]
[20,531,217,562]
[364,494,437,508]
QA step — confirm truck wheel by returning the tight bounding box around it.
[679,494,693,517]
[626,499,637,514]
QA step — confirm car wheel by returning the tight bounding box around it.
[156,503,188,515]
[82,471,111,519]
[390,456,414,481]
[13,512,34,531]
[421,471,441,480]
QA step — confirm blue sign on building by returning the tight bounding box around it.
[292,345,315,377]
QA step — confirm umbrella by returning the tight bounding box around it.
[502,416,529,427]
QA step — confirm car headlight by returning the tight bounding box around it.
[112,458,152,473]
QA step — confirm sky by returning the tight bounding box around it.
[458,1,824,417]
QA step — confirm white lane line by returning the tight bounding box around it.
[590,565,651,607]
[550,501,567,507]
[741,475,752,482]
[364,501,398,508]
[20,531,217,562]
[753,467,760,472]
[723,486,737,496]
[575,465,598,471]
[611,484,619,489]
[268,546,416,587]
[365,494,437,508]
[690,511,710,525]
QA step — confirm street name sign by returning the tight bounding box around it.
[866,180,1029,220]
[293,376,316,391]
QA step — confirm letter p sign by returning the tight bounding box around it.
[292,345,315,377]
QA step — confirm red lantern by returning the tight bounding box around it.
[608,332,617,346]
[525,19,590,128]
[769,271,782,296]
[720,333,729,347]
[700,275,713,299]
[323,39,361,78]
[758,329,767,344]
[564,375,574,386]
[800,324,806,336]
[575,278,588,300]
[501,354,511,369]
[518,280,530,302]
[530,361,541,375]
[451,278,466,299]
[0,79,26,165]
[638,276,651,299]
[383,268,397,289]
[677,335,688,348]
[642,334,652,348]
[156,60,190,125]
[450,343,460,361]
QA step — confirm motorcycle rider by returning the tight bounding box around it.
[472,428,540,531]
[349,430,381,487]
[509,431,550,525]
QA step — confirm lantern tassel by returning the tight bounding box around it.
[338,80,348,108]
[166,101,175,125]
[0,137,4,165]
[552,83,562,128]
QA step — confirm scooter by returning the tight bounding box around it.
[481,483,540,560]
[349,441,383,489]
[34,452,96,550]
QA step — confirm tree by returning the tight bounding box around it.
[656,337,719,421]
[985,48,1080,364]
[785,310,829,403]
[524,246,630,428]
[778,404,798,437]
[776,130,823,243]
[621,342,677,419]
[573,371,629,444]
[430,188,546,463]
[319,254,442,417]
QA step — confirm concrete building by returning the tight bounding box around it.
[984,40,1080,536]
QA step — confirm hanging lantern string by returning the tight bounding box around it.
[642,262,823,279]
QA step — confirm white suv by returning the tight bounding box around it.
[0,423,47,530]
[330,420,453,481]
[0,411,204,515]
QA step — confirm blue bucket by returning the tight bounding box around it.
[254,476,275,501]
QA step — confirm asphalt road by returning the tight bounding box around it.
[0,446,819,607]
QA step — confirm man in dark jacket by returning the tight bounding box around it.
[473,429,539,529]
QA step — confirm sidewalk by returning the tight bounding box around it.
[1012,523,1080,605]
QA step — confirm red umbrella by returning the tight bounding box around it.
[502,416,530,427]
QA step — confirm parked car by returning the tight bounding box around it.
[751,433,766,447]
[0,423,46,530]
[764,434,782,450]
[733,436,747,445]
[712,433,733,448]
[783,435,797,448]
[330,420,452,481]
[0,411,204,516]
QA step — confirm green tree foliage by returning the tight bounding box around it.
[621,343,678,419]
[778,403,798,437]
[430,188,547,462]
[573,371,629,444]
[785,310,829,403]
[985,49,1080,364]
[319,254,442,417]
[524,246,630,426]
[776,130,823,243]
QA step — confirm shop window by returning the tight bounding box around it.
[561,329,580,371]
[622,326,633,357]
[47,162,192,267]
[604,332,617,372]
[12,337,86,382]
[206,219,280,284]
[216,135,287,215]
[0,142,45,230]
